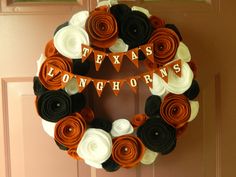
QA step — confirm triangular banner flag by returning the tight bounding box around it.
[141,71,154,89]
[126,77,138,94]
[93,79,107,97]
[167,59,182,77]
[140,43,154,63]
[61,71,75,88]
[81,44,93,63]
[126,48,139,68]
[46,64,61,81]
[108,52,124,72]
[76,76,92,93]
[94,50,106,71]
[109,80,124,96]
[155,66,168,83]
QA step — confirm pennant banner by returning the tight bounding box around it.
[46,60,182,97]
[81,43,154,72]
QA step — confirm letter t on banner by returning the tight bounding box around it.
[81,44,93,63]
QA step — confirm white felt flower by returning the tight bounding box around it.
[109,38,129,53]
[175,42,191,62]
[77,128,112,168]
[54,25,90,59]
[110,119,134,137]
[141,148,158,165]
[162,60,193,94]
[41,119,56,138]
[149,73,168,98]
[96,0,111,7]
[188,101,199,122]
[36,54,46,76]
[69,11,89,29]
[64,78,79,95]
[131,6,151,18]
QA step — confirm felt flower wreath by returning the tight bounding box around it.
[33,0,200,172]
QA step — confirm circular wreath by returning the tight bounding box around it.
[33,0,200,172]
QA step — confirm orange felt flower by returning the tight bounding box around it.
[80,107,95,124]
[68,148,81,160]
[85,10,118,48]
[176,123,188,138]
[39,55,72,90]
[160,93,191,128]
[131,114,148,128]
[44,39,58,58]
[148,28,179,66]
[112,135,145,168]
[149,15,165,29]
[54,113,86,148]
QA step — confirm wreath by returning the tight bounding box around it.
[33,0,200,172]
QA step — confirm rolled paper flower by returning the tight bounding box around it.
[141,148,158,165]
[55,140,69,151]
[148,28,180,65]
[162,61,193,94]
[149,73,168,97]
[37,90,72,122]
[110,119,134,137]
[64,78,79,95]
[184,79,200,100]
[120,11,152,49]
[53,21,69,36]
[54,25,90,59]
[160,93,191,128]
[80,107,95,124]
[68,148,80,160]
[54,113,86,148]
[188,101,199,122]
[102,156,120,172]
[70,93,86,113]
[77,128,112,166]
[149,15,165,29]
[112,135,145,168]
[69,11,89,29]
[176,123,188,138]
[36,54,46,76]
[165,24,183,41]
[161,140,176,155]
[175,42,191,62]
[33,76,47,96]
[85,160,103,169]
[39,55,72,90]
[131,114,148,128]
[91,118,112,133]
[44,40,58,58]
[96,1,111,8]
[41,119,56,138]
[131,6,151,17]
[109,38,129,52]
[137,118,176,154]
[72,59,90,76]
[110,4,131,26]
[85,10,118,48]
[145,95,162,117]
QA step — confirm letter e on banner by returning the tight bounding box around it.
[94,50,106,71]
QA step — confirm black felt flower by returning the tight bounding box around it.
[90,118,112,133]
[184,79,200,100]
[110,4,131,27]
[137,117,176,154]
[54,21,69,36]
[145,95,162,117]
[102,156,120,172]
[119,11,152,49]
[33,76,47,96]
[37,90,72,122]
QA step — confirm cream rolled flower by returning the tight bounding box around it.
[141,148,158,165]
[64,78,79,95]
[69,11,89,29]
[109,38,129,53]
[36,54,46,76]
[188,101,199,122]
[41,119,56,138]
[131,6,151,18]
[110,119,134,137]
[175,42,191,62]
[149,73,168,98]
[77,128,112,167]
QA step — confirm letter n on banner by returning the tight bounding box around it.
[141,72,154,89]
[126,77,138,93]
[93,79,107,97]
[76,76,92,93]
[81,44,93,63]
[109,80,124,96]
[167,59,182,77]
[155,66,168,83]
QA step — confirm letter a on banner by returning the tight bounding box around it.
[108,53,124,72]
[93,80,107,97]
[94,50,106,71]
[82,44,93,63]
[126,48,139,68]
[126,77,138,93]
[109,80,124,96]
[168,59,182,77]
[140,43,154,63]
[76,76,92,93]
